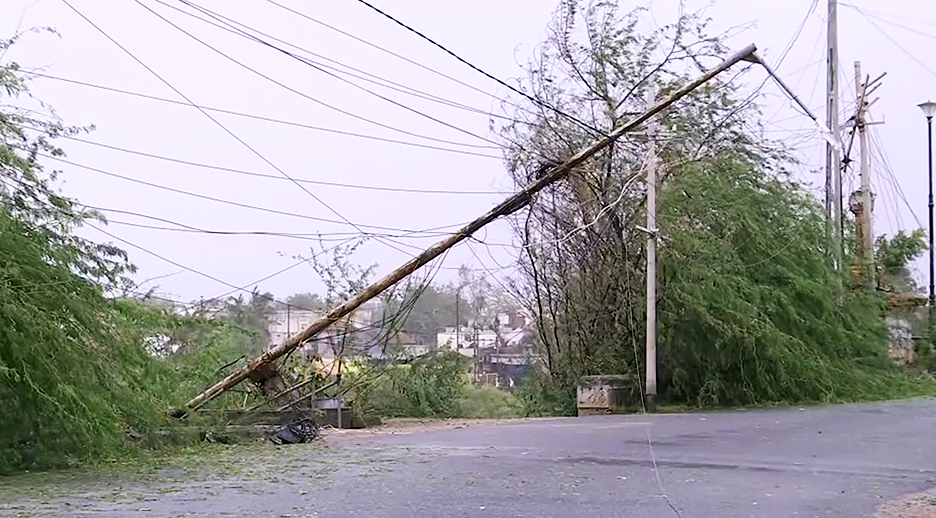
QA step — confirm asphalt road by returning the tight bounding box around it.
[3,399,936,517]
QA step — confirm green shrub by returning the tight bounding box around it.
[353,352,527,419]
[458,385,522,419]
[354,351,469,418]
[515,369,577,417]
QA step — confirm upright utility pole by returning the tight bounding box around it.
[645,118,659,414]
[855,62,874,289]
[455,290,460,350]
[827,0,843,287]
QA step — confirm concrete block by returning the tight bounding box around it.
[577,375,630,416]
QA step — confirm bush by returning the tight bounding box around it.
[353,351,525,419]
[515,369,577,417]
[458,386,522,419]
[354,351,469,418]
[0,289,256,472]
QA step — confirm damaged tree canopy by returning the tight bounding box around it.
[182,43,759,413]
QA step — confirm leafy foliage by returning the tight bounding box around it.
[876,229,927,293]
[657,154,900,405]
[497,1,930,410]
[0,52,259,471]
[355,351,470,418]
[353,352,522,419]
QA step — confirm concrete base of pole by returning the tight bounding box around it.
[646,394,658,414]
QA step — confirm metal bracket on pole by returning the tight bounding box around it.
[635,225,658,236]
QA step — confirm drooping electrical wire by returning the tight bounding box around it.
[63,1,384,246]
[23,72,504,160]
[39,153,467,235]
[160,0,506,149]
[86,220,361,311]
[262,0,530,113]
[845,4,936,79]
[348,0,607,137]
[130,0,497,151]
[80,204,453,241]
[33,129,503,194]
[152,0,530,128]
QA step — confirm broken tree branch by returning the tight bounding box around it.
[243,374,319,413]
[275,380,340,413]
[183,43,757,413]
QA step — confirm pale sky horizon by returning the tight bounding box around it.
[2,0,935,305]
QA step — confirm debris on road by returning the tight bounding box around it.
[272,417,322,445]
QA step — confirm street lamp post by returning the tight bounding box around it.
[919,101,936,341]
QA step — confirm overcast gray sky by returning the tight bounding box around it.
[2,0,935,304]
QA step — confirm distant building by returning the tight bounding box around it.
[437,327,470,350]
[268,309,321,347]
[267,299,383,347]
[369,331,432,359]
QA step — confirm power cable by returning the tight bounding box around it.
[151,0,528,127]
[31,126,503,194]
[163,0,506,149]
[724,0,818,136]
[22,72,503,160]
[63,0,397,255]
[102,218,449,242]
[840,3,936,41]
[128,0,495,151]
[86,221,358,312]
[39,153,464,235]
[845,4,936,79]
[122,1,430,260]
[3,170,348,313]
[349,0,607,137]
[869,127,921,228]
[124,0,501,258]
[81,205,453,240]
[262,0,527,113]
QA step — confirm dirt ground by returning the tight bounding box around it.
[879,488,936,518]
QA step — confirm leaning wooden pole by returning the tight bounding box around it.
[183,43,758,413]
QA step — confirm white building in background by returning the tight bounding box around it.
[436,327,470,350]
[266,299,382,346]
[436,327,503,357]
[267,309,321,347]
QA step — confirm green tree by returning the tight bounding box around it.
[497,1,915,409]
[0,47,258,470]
[875,229,927,293]
[0,54,164,469]
[286,292,325,312]
[207,291,277,355]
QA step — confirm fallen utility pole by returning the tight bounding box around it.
[183,43,758,413]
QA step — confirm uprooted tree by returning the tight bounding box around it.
[499,0,924,408]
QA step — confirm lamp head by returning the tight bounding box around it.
[920,101,936,119]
